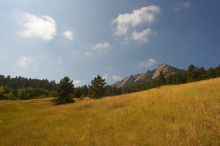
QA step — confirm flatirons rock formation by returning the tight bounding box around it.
[113,63,179,88]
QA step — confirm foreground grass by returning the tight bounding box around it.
[0,78,220,146]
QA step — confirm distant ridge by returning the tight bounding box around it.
[113,63,179,88]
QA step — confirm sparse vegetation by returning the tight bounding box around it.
[0,78,220,145]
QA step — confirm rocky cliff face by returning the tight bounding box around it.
[152,63,178,79]
[113,63,179,88]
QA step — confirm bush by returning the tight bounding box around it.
[0,86,16,100]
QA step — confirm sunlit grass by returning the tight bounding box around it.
[0,78,220,146]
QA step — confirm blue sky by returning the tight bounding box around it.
[0,0,220,85]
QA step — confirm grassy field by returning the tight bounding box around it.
[0,78,220,146]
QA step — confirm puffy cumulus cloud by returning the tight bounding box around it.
[175,1,191,11]
[112,5,160,37]
[19,12,57,41]
[112,75,122,81]
[85,42,111,56]
[131,28,152,43]
[63,30,74,41]
[17,56,36,69]
[139,58,156,68]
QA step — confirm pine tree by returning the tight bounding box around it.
[187,64,197,81]
[89,75,106,98]
[54,77,74,104]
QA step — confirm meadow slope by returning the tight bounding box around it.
[0,78,220,146]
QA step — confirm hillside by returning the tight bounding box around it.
[114,63,179,88]
[0,78,220,146]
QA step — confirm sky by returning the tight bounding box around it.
[0,0,220,85]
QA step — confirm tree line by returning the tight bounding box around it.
[53,64,220,104]
[53,75,106,104]
[0,75,56,90]
[1,64,220,103]
[0,76,56,100]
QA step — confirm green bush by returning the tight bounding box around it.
[0,86,16,100]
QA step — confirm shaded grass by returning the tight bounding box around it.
[0,78,220,146]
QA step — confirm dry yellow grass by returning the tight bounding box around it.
[0,78,220,146]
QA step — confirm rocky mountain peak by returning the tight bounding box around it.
[113,63,179,88]
[152,63,177,79]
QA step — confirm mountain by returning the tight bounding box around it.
[113,63,179,88]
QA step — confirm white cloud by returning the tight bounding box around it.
[19,12,57,41]
[175,1,191,11]
[85,42,111,56]
[63,30,74,41]
[18,56,36,69]
[131,28,152,43]
[73,80,81,85]
[139,58,156,68]
[95,42,111,49]
[101,74,109,80]
[112,75,122,81]
[112,5,160,37]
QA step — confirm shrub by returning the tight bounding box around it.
[0,86,16,100]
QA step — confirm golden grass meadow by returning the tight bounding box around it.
[0,78,220,146]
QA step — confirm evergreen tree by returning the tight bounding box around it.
[89,75,106,98]
[208,67,216,78]
[54,77,74,104]
[217,65,220,76]
[187,64,197,81]
[82,85,89,97]
[197,67,207,80]
[74,88,82,98]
